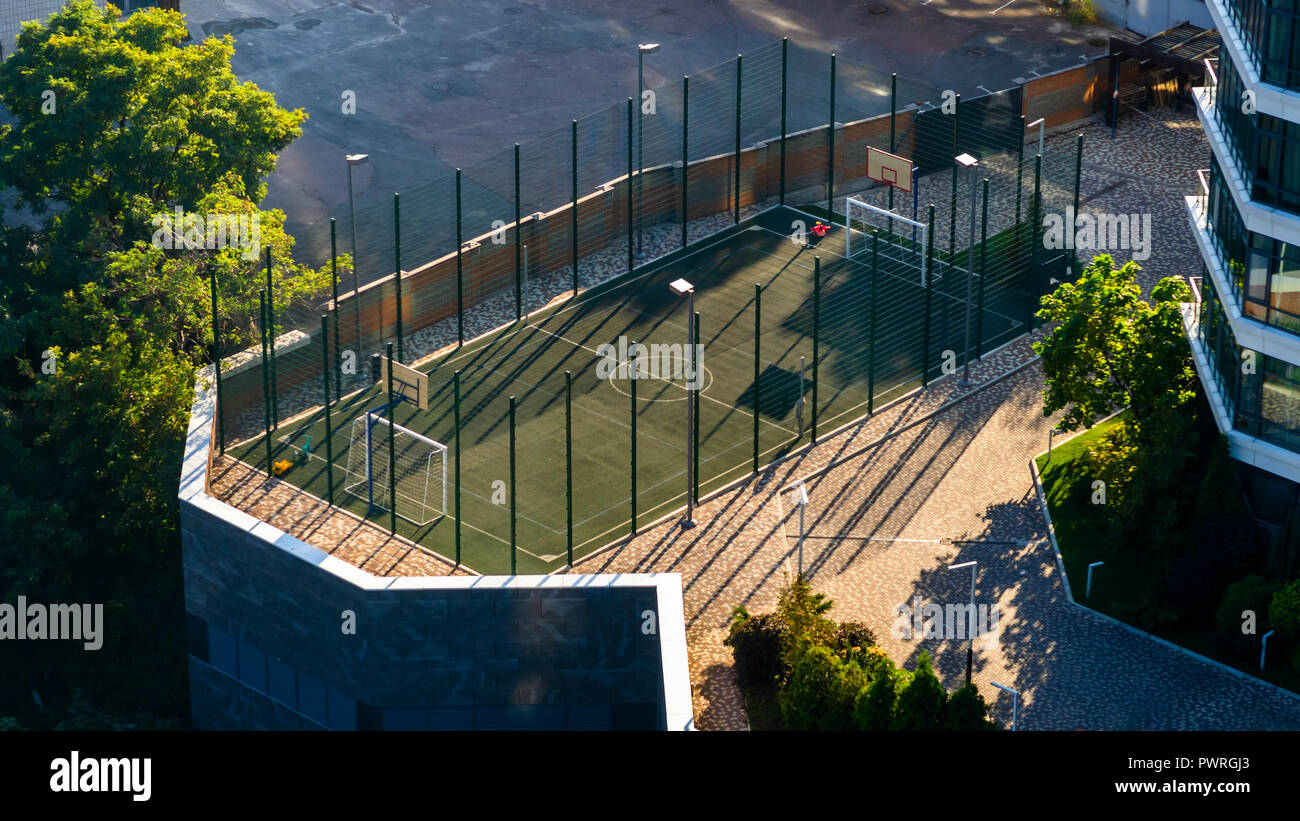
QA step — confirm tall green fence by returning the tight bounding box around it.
[206,37,1082,573]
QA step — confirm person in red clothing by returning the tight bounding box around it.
[810,220,828,246]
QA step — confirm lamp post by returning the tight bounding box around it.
[636,43,661,259]
[794,480,808,577]
[1262,630,1275,670]
[1087,560,1104,599]
[671,277,696,528]
[991,681,1019,731]
[955,153,979,388]
[948,560,977,685]
[1027,117,1045,158]
[346,153,369,362]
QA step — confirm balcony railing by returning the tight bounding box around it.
[1204,58,1218,104]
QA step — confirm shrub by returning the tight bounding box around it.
[1269,504,1300,582]
[890,652,948,731]
[1212,574,1282,659]
[776,575,837,668]
[1269,580,1300,640]
[724,606,788,688]
[833,621,878,653]
[852,671,898,731]
[1195,435,1246,519]
[944,683,998,731]
[1163,515,1266,614]
[780,645,866,731]
[841,644,896,682]
[1064,0,1101,25]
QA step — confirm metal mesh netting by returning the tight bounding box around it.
[212,37,1082,574]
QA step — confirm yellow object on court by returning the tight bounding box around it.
[272,459,294,476]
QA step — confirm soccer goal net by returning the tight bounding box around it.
[344,413,447,526]
[844,196,932,285]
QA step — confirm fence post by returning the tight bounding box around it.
[922,204,935,387]
[265,248,278,429]
[515,142,523,320]
[682,75,689,250]
[566,370,573,567]
[1072,134,1083,274]
[631,345,638,536]
[812,255,820,443]
[571,119,579,295]
[260,290,272,476]
[735,55,743,224]
[978,177,989,359]
[627,98,635,272]
[454,370,462,566]
[1015,115,1025,263]
[1030,154,1043,331]
[386,342,397,534]
[950,94,960,259]
[888,72,897,216]
[321,314,333,505]
[509,395,517,574]
[456,168,464,345]
[869,234,878,414]
[209,269,225,455]
[393,192,403,362]
[827,53,836,211]
[753,283,762,474]
[693,311,701,503]
[779,38,788,206]
[330,218,341,402]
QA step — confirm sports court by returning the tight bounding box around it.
[232,202,1034,575]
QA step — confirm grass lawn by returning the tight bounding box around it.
[1036,413,1300,695]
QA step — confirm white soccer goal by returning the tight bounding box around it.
[845,196,931,285]
[344,413,447,526]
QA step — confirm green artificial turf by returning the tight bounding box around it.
[233,207,1030,574]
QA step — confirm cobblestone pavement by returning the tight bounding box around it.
[573,111,1300,731]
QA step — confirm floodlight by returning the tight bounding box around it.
[346,153,369,166]
[670,278,694,295]
[954,152,979,168]
[639,43,661,54]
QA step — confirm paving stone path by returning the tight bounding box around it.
[573,110,1300,731]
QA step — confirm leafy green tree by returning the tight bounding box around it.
[1034,255,1195,430]
[890,651,948,731]
[724,606,788,688]
[775,575,837,670]
[0,2,324,726]
[852,671,898,731]
[779,645,866,731]
[944,683,997,730]
[1269,580,1300,641]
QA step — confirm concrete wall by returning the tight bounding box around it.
[180,367,694,731]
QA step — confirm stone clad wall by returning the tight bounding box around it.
[179,368,693,731]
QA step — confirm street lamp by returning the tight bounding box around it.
[990,681,1019,731]
[794,480,809,577]
[346,153,369,363]
[1086,560,1104,599]
[1027,117,1045,158]
[671,277,696,528]
[636,43,661,260]
[1262,630,1276,671]
[948,559,977,685]
[954,153,979,388]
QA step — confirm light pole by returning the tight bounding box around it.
[794,480,808,577]
[636,43,661,260]
[1262,630,1275,670]
[955,153,979,388]
[1027,117,1045,158]
[346,153,369,364]
[671,277,696,528]
[949,559,977,685]
[1087,560,1104,599]
[991,681,1019,731]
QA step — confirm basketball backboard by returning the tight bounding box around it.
[379,356,430,410]
[867,147,914,192]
